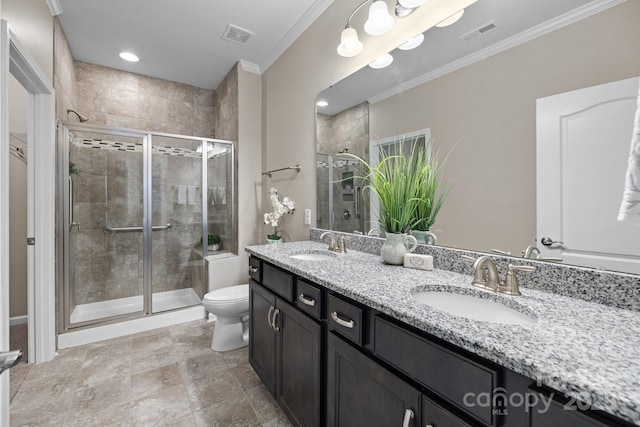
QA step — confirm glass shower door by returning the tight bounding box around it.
[62,127,147,327]
[150,135,205,313]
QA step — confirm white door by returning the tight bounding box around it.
[537,77,640,274]
[1,21,56,425]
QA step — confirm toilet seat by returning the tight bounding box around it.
[204,284,249,304]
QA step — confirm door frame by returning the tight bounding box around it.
[1,19,56,423]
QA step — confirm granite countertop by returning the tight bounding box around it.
[246,241,640,425]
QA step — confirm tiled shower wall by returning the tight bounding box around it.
[69,62,224,310]
[316,103,370,233]
[74,61,216,137]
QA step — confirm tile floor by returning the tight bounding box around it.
[9,320,292,427]
[9,323,32,401]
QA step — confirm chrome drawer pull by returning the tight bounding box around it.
[402,408,414,427]
[298,294,316,307]
[267,305,274,328]
[249,266,258,274]
[331,311,354,329]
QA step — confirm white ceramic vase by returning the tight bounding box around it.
[380,233,418,265]
[266,237,282,245]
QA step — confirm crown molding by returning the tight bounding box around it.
[259,0,335,73]
[46,0,63,16]
[369,0,626,105]
[239,60,261,75]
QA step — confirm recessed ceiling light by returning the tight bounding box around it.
[398,33,424,50]
[316,100,329,107]
[119,52,139,62]
[369,53,393,69]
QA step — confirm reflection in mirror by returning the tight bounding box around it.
[315,0,640,274]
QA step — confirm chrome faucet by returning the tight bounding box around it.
[320,231,337,251]
[522,245,563,262]
[320,231,348,253]
[461,255,536,296]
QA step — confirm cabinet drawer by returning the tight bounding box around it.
[296,279,323,320]
[328,294,363,346]
[249,256,261,282]
[373,316,498,426]
[527,389,615,427]
[423,396,473,427]
[262,263,294,301]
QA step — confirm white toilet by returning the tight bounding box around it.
[203,284,250,352]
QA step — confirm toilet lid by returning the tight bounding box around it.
[204,284,249,303]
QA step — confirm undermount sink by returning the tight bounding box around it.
[413,288,536,325]
[289,251,337,261]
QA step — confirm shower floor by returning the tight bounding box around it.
[70,288,202,324]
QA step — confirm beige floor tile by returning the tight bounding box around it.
[193,394,261,427]
[129,383,192,427]
[180,351,228,382]
[184,369,243,412]
[9,321,292,427]
[131,362,183,400]
[230,363,263,390]
[69,376,131,419]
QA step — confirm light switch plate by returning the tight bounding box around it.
[304,209,311,225]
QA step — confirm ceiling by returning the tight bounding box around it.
[317,0,612,115]
[57,0,334,90]
[56,0,617,96]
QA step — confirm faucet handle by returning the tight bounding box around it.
[501,264,536,296]
[460,255,476,263]
[336,235,349,253]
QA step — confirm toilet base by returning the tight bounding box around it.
[211,315,249,352]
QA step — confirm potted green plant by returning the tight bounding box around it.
[409,141,450,245]
[346,145,424,264]
[202,233,222,251]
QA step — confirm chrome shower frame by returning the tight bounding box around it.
[57,122,235,332]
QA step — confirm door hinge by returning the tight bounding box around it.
[27,237,35,245]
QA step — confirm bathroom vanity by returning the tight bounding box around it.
[246,241,640,427]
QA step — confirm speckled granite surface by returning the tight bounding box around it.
[309,228,640,312]
[246,240,640,425]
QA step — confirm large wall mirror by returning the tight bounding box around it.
[315,0,640,274]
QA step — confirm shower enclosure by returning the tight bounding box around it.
[57,123,234,330]
[316,153,368,234]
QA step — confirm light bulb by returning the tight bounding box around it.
[337,27,363,57]
[364,1,394,36]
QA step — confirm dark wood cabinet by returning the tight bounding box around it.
[275,299,322,427]
[248,264,322,427]
[249,279,277,394]
[327,332,421,427]
[249,256,630,427]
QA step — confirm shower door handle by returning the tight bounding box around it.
[68,176,73,227]
[355,186,361,219]
[0,350,23,374]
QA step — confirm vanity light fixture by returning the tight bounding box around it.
[316,100,329,107]
[435,9,465,27]
[369,52,394,69]
[364,1,394,36]
[119,51,139,62]
[398,33,424,50]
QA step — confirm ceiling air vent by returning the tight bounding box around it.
[222,24,255,46]
[460,21,497,42]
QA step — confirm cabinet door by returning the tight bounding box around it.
[327,332,421,427]
[249,280,277,395]
[275,299,322,427]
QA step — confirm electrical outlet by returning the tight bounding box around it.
[304,209,311,225]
